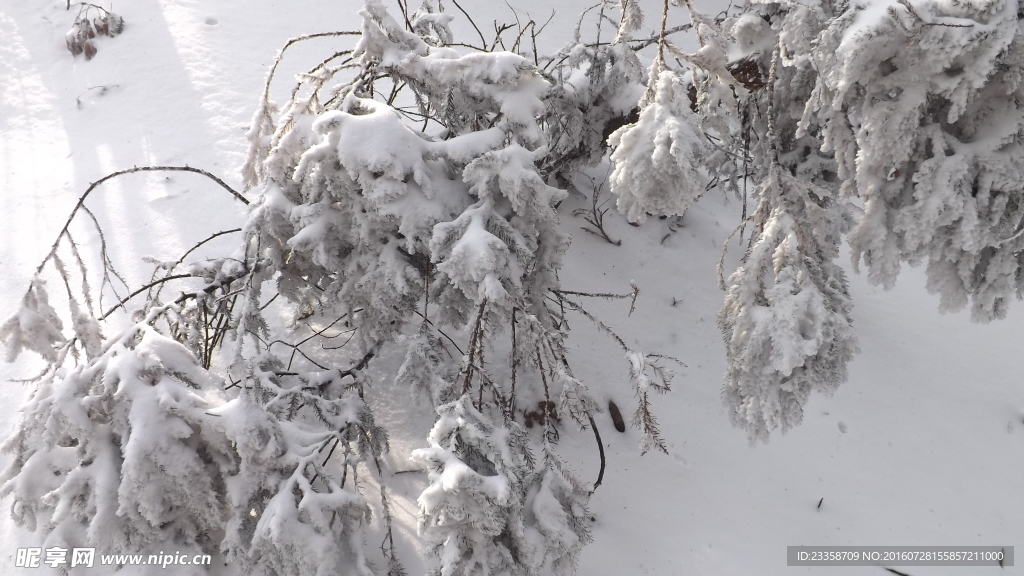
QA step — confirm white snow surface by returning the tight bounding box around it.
[1,1,1022,575]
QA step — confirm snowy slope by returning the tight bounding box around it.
[1,1,1022,575]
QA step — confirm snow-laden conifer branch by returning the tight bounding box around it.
[3,2,687,573]
[684,0,1023,438]
[709,36,855,442]
[6,5,1024,574]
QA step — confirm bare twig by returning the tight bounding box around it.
[99,274,195,320]
[152,228,243,302]
[75,85,118,109]
[627,24,692,49]
[451,0,488,50]
[573,176,621,246]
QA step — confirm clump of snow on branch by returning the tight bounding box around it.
[719,169,857,442]
[412,395,531,576]
[609,60,709,223]
[1,324,229,556]
[1,280,66,363]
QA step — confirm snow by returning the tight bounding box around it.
[608,63,708,223]
[1,0,1022,575]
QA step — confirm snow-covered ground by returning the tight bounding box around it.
[1,1,1021,575]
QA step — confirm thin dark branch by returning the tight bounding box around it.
[259,292,280,311]
[412,309,465,355]
[176,229,243,266]
[273,348,376,382]
[451,0,488,49]
[99,274,194,320]
[153,228,244,302]
[551,289,633,300]
[630,23,692,50]
[587,413,606,492]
